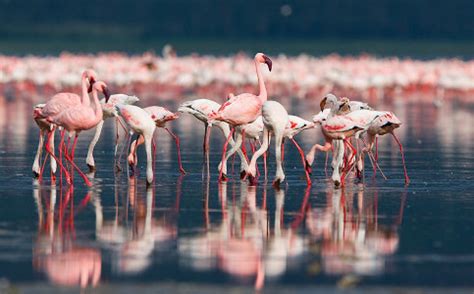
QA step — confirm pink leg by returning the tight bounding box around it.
[324,152,329,174]
[290,138,312,186]
[219,128,234,182]
[165,127,186,174]
[250,140,260,178]
[152,139,156,176]
[63,134,92,187]
[281,141,285,163]
[391,132,410,185]
[44,129,71,184]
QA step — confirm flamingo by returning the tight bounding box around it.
[218,116,264,180]
[115,104,156,185]
[357,111,410,185]
[208,53,272,181]
[32,69,97,179]
[305,94,381,186]
[127,106,186,175]
[178,98,248,174]
[283,115,315,185]
[47,81,110,187]
[246,101,289,187]
[86,94,140,172]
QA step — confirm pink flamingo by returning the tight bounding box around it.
[178,98,249,174]
[208,53,272,181]
[115,104,157,185]
[47,81,110,186]
[305,94,381,187]
[283,115,315,185]
[357,111,410,185]
[33,69,97,179]
[246,101,289,187]
[127,106,186,175]
[86,94,140,172]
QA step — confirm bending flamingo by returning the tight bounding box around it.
[208,53,272,181]
[127,106,186,175]
[86,94,140,172]
[178,98,248,174]
[115,104,156,185]
[246,100,289,187]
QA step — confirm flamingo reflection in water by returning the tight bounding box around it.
[92,176,180,274]
[306,185,406,279]
[178,181,310,290]
[32,183,101,288]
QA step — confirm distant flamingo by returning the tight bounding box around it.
[47,81,110,187]
[208,53,272,181]
[115,104,156,185]
[178,98,248,173]
[127,106,186,175]
[246,101,289,187]
[86,94,140,172]
[33,69,97,179]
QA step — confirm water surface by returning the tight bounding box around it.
[0,97,473,292]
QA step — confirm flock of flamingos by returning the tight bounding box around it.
[31,52,410,188]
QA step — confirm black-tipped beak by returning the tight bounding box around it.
[103,87,111,103]
[263,55,272,72]
[87,77,96,93]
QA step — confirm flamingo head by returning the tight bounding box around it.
[94,81,110,103]
[337,97,351,114]
[320,93,339,111]
[255,53,272,72]
[83,69,98,93]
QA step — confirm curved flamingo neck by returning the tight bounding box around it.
[254,59,267,102]
[81,75,91,107]
[92,88,103,122]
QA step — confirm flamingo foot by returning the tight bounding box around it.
[272,178,282,189]
[219,173,229,182]
[334,179,341,188]
[115,164,123,173]
[51,172,56,183]
[240,170,247,180]
[248,174,258,186]
[305,160,313,175]
[87,164,96,173]
[179,167,187,175]
[33,171,40,178]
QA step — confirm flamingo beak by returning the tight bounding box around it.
[103,87,111,103]
[87,77,96,93]
[263,55,272,72]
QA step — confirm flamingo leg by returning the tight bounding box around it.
[63,134,92,187]
[219,128,234,182]
[33,129,45,178]
[203,124,211,177]
[164,127,186,174]
[44,129,71,184]
[86,120,104,172]
[290,138,312,186]
[391,132,410,185]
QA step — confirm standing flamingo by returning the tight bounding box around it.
[47,81,110,186]
[86,94,140,172]
[246,101,289,187]
[115,104,156,185]
[208,53,272,181]
[178,98,248,173]
[127,106,186,175]
[32,69,97,179]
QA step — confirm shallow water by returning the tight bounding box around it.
[0,97,473,291]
